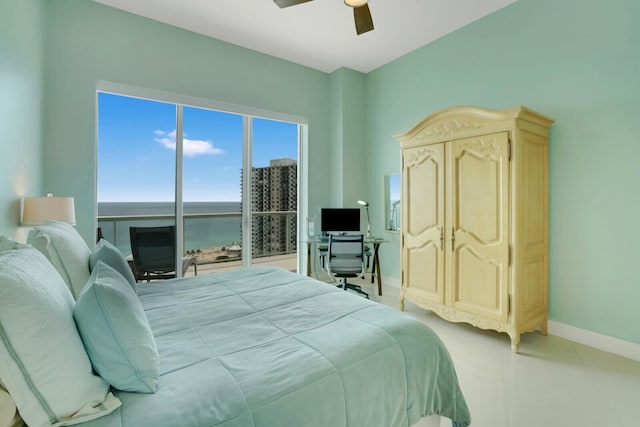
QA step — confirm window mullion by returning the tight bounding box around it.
[241,116,253,267]
[175,105,184,277]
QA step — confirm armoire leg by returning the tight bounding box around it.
[540,319,548,336]
[510,333,521,353]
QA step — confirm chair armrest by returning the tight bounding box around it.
[181,256,198,276]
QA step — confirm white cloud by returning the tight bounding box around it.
[183,138,225,157]
[154,129,225,157]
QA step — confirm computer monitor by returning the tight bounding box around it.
[320,208,360,234]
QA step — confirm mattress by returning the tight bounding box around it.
[79,266,470,427]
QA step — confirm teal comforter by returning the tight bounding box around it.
[81,266,470,427]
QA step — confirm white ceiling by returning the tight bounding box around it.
[93,0,516,74]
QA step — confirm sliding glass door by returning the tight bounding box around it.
[97,90,300,276]
[182,106,244,267]
[96,93,177,256]
[250,118,299,268]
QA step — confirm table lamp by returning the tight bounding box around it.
[22,194,76,225]
[357,200,371,238]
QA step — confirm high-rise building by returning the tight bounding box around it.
[244,158,297,257]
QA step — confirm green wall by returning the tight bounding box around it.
[0,0,44,240]
[366,0,640,343]
[328,68,368,209]
[42,0,334,244]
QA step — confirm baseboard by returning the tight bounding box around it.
[379,279,640,362]
[548,320,640,362]
[381,275,401,288]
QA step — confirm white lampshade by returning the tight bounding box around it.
[344,0,367,7]
[22,195,76,225]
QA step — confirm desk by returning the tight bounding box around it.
[306,236,386,296]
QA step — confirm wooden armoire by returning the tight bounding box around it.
[395,106,554,352]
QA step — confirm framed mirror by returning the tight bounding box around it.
[384,174,401,232]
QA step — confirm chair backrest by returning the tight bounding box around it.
[129,226,177,279]
[327,234,364,277]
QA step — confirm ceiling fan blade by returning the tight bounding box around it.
[274,0,314,8]
[353,4,374,35]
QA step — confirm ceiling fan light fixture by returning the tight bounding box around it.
[344,0,367,8]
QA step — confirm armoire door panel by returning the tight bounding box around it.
[454,245,506,319]
[405,146,443,237]
[453,134,508,245]
[406,242,444,303]
[450,132,510,322]
[403,144,445,303]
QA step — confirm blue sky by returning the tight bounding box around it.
[97,92,298,202]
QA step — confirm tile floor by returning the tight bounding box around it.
[343,278,640,427]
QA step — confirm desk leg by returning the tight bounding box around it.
[373,243,382,296]
[306,242,312,277]
[371,252,376,284]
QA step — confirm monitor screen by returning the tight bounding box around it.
[320,208,360,234]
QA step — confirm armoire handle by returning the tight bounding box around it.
[451,228,455,251]
[440,227,444,251]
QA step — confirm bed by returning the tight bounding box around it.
[0,223,471,427]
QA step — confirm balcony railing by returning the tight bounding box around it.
[97,211,297,266]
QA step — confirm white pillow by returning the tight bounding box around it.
[0,240,120,427]
[75,262,159,393]
[27,221,91,299]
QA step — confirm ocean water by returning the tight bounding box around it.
[98,202,242,255]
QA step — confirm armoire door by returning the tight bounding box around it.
[402,143,445,304]
[448,132,510,322]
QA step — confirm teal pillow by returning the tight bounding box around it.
[90,239,137,292]
[74,261,159,393]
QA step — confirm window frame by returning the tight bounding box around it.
[96,81,308,275]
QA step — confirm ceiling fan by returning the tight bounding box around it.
[274,0,374,35]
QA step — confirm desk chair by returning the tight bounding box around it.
[129,225,197,282]
[318,241,370,271]
[326,234,368,298]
